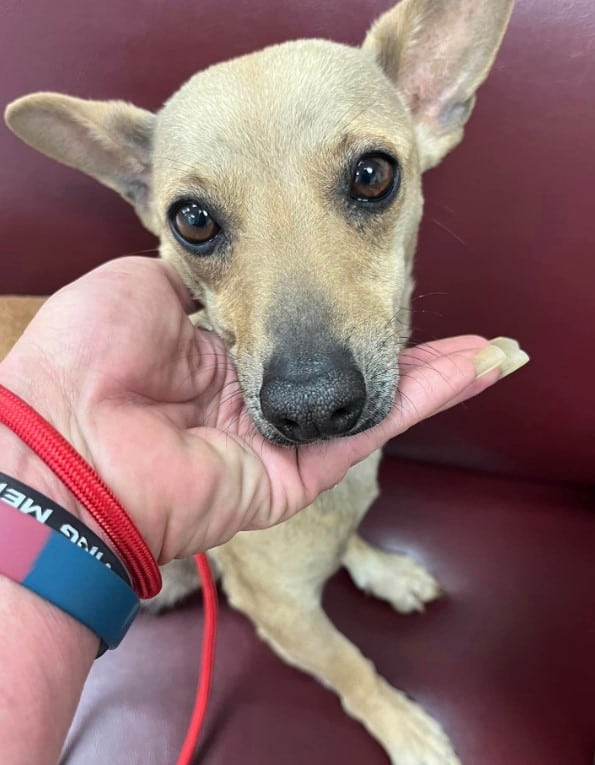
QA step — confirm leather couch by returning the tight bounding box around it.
[1,1,593,763]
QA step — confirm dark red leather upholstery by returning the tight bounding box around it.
[61,461,594,765]
[387,0,595,486]
[1,1,593,764]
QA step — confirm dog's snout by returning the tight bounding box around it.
[260,350,366,443]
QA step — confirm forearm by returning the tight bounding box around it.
[0,575,97,765]
[0,428,98,765]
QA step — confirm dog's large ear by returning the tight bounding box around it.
[4,93,156,230]
[363,0,514,170]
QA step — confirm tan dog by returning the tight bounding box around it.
[3,1,514,762]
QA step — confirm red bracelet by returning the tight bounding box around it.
[0,384,161,598]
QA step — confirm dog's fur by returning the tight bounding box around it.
[2,1,514,762]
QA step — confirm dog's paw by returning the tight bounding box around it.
[389,721,461,765]
[345,542,441,613]
[381,685,461,765]
[386,554,442,614]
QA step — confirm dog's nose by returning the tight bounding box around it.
[260,349,366,443]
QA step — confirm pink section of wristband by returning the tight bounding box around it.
[0,500,50,580]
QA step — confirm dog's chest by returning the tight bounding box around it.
[215,450,383,587]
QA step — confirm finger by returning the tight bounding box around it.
[121,256,199,315]
[154,259,200,315]
[432,336,530,415]
[96,255,198,315]
[388,337,498,428]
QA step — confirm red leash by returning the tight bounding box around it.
[176,553,219,765]
[0,384,217,762]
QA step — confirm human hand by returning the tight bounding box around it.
[0,257,528,563]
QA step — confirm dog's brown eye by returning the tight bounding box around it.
[350,153,399,202]
[171,202,220,247]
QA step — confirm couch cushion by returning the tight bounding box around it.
[61,457,594,765]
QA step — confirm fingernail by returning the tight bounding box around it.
[473,344,507,378]
[489,337,531,378]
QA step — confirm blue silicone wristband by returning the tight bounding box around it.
[0,500,140,652]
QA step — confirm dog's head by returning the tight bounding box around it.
[5,0,513,445]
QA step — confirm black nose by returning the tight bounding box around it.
[260,349,366,443]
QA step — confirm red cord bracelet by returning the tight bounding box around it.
[0,384,161,598]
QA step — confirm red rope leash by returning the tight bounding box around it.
[0,384,161,599]
[176,553,219,765]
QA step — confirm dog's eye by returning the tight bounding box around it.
[350,153,400,202]
[169,201,220,249]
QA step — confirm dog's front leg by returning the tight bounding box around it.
[222,569,460,765]
[343,533,441,614]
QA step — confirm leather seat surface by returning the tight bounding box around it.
[62,458,594,765]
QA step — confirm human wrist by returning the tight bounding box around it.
[0,426,83,513]
[0,571,97,765]
[0,568,99,662]
[0,356,112,550]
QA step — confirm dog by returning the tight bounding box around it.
[2,1,515,762]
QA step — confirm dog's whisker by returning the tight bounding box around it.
[119,247,161,257]
[411,291,449,302]
[151,154,210,172]
[394,388,421,420]
[217,387,246,412]
[430,217,468,248]
[202,381,244,424]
